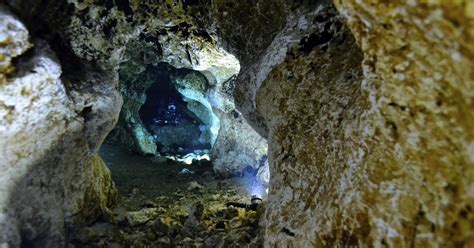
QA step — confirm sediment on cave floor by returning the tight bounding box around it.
[69,144,266,247]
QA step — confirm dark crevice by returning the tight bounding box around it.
[139,33,163,56]
[103,0,114,10]
[115,0,134,21]
[183,0,200,10]
[77,7,89,24]
[299,28,334,53]
[282,227,295,237]
[102,19,117,40]
[193,29,214,43]
[79,105,93,122]
[6,0,103,97]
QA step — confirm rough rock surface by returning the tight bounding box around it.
[211,109,268,179]
[171,69,220,146]
[74,144,265,247]
[2,0,473,246]
[234,0,474,247]
[329,1,473,246]
[1,2,268,245]
[71,178,263,248]
[0,5,119,246]
[108,40,267,176]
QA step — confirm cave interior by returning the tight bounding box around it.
[138,67,211,156]
[1,0,471,247]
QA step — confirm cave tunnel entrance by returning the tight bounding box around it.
[92,37,268,247]
[138,67,212,156]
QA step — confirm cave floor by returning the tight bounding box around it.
[70,144,263,247]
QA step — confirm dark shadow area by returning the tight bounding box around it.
[138,69,211,155]
[138,71,197,126]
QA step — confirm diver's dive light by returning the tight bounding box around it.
[250,195,262,206]
[226,194,263,211]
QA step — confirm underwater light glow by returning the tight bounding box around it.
[239,164,269,199]
[167,153,210,165]
[249,181,268,198]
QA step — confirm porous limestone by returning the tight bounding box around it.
[234,0,474,246]
[2,0,473,246]
[0,5,119,246]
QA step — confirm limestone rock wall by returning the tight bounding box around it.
[211,108,268,179]
[235,2,369,246]
[0,5,119,246]
[172,70,219,146]
[2,0,472,246]
[233,0,474,246]
[329,1,474,246]
[0,5,31,83]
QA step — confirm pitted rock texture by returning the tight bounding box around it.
[329,1,473,246]
[235,0,474,247]
[0,6,119,246]
[6,0,268,224]
[246,4,368,246]
[2,0,473,246]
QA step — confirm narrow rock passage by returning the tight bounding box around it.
[70,144,264,247]
[3,1,473,247]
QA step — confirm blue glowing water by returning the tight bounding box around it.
[250,181,267,197]
[239,166,268,198]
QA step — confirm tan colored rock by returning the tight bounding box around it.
[78,154,118,224]
[329,1,474,247]
[236,0,474,247]
[187,181,204,191]
[125,208,159,226]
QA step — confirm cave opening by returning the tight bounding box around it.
[138,66,212,156]
[92,39,269,246]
